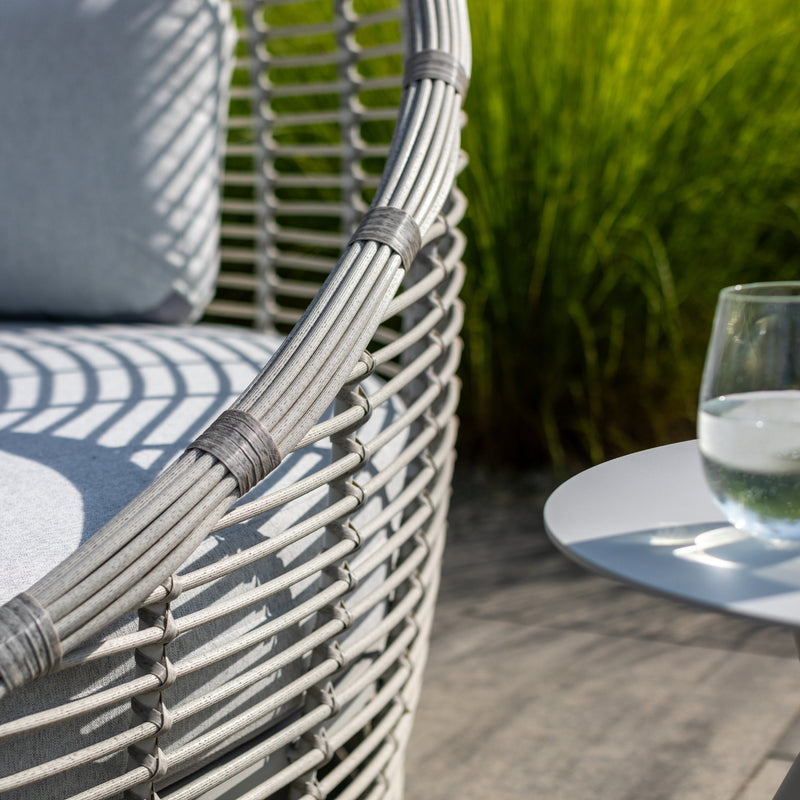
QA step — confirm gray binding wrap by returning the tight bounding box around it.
[348,206,422,271]
[190,409,282,496]
[403,49,469,96]
[0,593,62,690]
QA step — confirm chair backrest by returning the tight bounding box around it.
[0,1,470,798]
[208,0,465,335]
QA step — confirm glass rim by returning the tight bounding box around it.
[720,281,800,302]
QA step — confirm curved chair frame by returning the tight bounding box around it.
[0,0,470,798]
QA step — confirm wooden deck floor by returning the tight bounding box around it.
[406,466,800,800]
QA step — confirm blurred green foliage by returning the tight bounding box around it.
[456,0,800,469]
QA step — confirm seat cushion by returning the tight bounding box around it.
[0,0,235,323]
[0,322,405,798]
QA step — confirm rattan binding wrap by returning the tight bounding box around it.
[404,48,470,95]
[190,410,282,497]
[0,594,61,692]
[348,207,422,271]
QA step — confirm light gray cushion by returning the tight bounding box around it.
[0,0,235,323]
[0,322,405,798]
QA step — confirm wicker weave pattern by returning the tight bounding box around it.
[211,0,409,331]
[0,0,470,797]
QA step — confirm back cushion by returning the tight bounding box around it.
[0,0,235,323]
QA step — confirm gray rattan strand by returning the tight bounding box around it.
[0,0,470,797]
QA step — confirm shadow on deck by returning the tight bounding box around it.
[406,463,800,800]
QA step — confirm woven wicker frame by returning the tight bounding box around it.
[0,0,470,798]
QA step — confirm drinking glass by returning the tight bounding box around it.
[698,282,800,541]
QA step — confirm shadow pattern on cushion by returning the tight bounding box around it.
[0,0,235,322]
[0,322,405,798]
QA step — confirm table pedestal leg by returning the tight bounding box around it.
[769,632,800,799]
[772,756,800,800]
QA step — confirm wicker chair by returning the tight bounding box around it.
[0,1,470,798]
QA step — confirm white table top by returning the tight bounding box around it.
[544,440,800,629]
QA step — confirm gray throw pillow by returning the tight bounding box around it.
[0,0,235,322]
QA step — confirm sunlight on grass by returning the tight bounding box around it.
[458,0,800,468]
